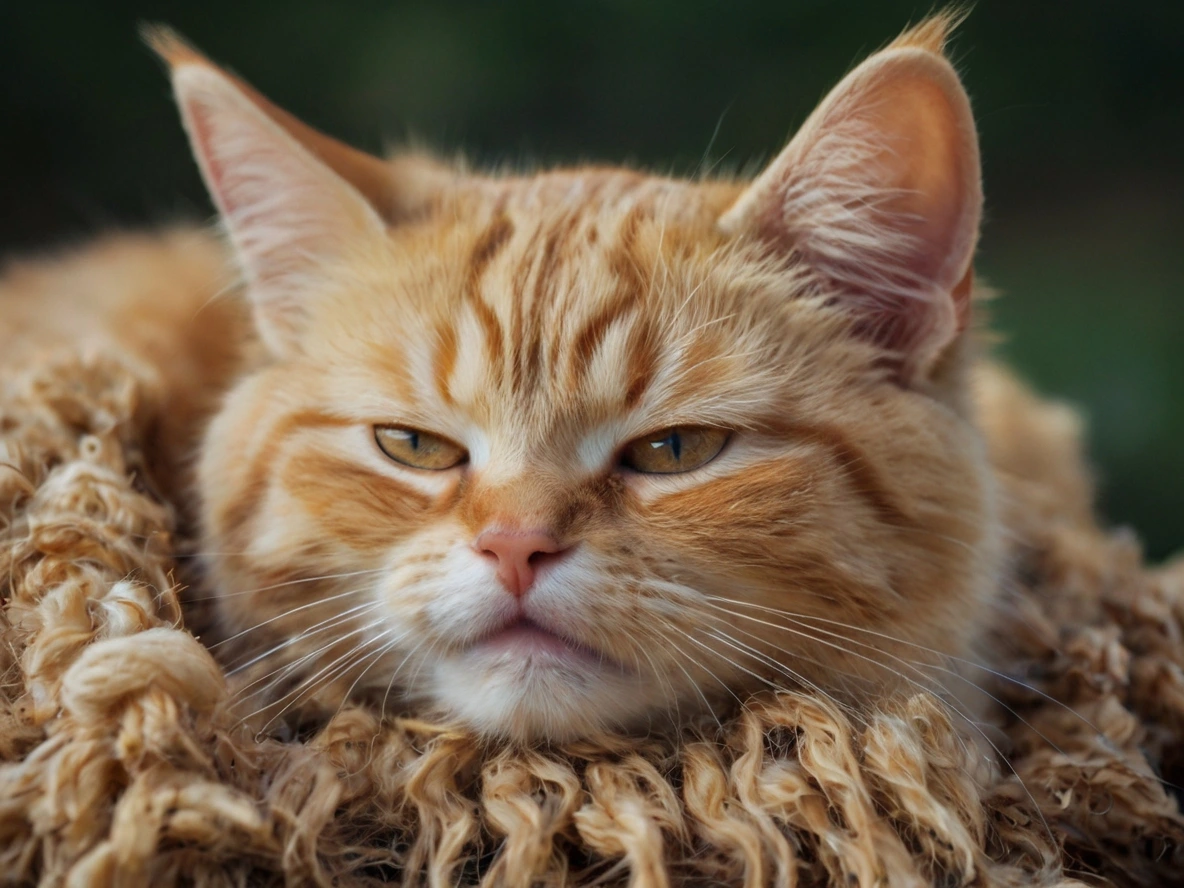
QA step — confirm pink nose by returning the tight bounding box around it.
[473,529,570,598]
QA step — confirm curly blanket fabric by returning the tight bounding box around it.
[1,354,1182,887]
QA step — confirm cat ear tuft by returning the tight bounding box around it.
[885,7,969,55]
[141,24,204,69]
[720,12,981,382]
[148,29,393,355]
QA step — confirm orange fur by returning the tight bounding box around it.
[0,12,1089,743]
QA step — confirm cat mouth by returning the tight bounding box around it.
[469,617,620,670]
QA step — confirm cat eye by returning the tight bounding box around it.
[374,426,467,470]
[619,426,729,475]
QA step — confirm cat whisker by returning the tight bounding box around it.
[225,600,383,675]
[187,567,387,601]
[167,540,343,559]
[233,617,389,700]
[669,345,775,386]
[703,619,878,729]
[646,576,837,606]
[634,628,683,723]
[644,579,870,726]
[661,639,737,734]
[675,312,739,343]
[403,634,445,697]
[705,601,979,719]
[701,622,874,728]
[208,585,374,649]
[190,274,246,321]
[642,619,726,734]
[670,271,712,319]
[667,626,772,713]
[248,630,403,736]
[693,104,733,181]
[340,634,408,710]
[320,636,418,771]
[620,622,685,726]
[381,636,434,725]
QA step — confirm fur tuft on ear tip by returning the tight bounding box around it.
[887,6,971,57]
[140,23,209,71]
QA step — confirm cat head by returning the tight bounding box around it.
[153,12,999,742]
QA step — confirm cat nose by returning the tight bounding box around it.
[473,529,570,598]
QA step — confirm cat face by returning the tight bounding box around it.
[161,14,1000,741]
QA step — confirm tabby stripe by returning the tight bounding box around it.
[432,321,459,405]
[788,422,913,527]
[566,286,636,387]
[508,223,546,392]
[464,213,513,384]
[623,322,657,408]
[217,410,356,540]
[522,209,582,390]
[468,211,514,280]
[610,204,646,298]
[284,453,435,552]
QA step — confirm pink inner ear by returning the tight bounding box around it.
[183,96,283,286]
[725,49,982,381]
[169,63,390,357]
[185,102,229,211]
[874,75,976,291]
[182,95,267,258]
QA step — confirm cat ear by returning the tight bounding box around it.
[719,15,981,382]
[147,28,453,226]
[147,29,409,356]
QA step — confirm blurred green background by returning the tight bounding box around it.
[1,2,1180,558]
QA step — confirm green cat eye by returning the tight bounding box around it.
[374,426,467,470]
[620,426,729,475]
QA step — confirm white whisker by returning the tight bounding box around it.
[209,585,373,649]
[225,600,382,675]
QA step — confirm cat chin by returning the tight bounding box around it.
[428,651,655,743]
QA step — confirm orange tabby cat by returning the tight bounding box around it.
[0,14,1089,743]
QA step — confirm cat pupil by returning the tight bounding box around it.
[648,433,681,461]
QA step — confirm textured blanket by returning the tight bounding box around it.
[1,354,1182,887]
